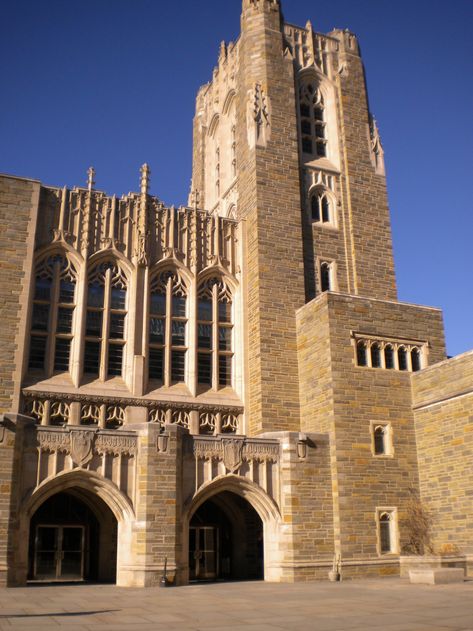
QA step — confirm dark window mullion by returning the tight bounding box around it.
[100,271,111,380]
[164,280,172,387]
[212,286,219,390]
[47,263,61,376]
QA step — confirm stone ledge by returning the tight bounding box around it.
[409,568,465,585]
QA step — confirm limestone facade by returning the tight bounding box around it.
[0,0,471,587]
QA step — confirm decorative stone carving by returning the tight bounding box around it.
[247,83,271,148]
[70,430,95,468]
[37,429,71,453]
[193,436,279,465]
[36,427,137,459]
[223,438,244,473]
[95,433,137,457]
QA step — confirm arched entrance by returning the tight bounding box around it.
[28,489,117,583]
[16,470,135,586]
[189,491,263,581]
[185,476,282,584]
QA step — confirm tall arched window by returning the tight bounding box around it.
[197,277,233,390]
[148,270,188,386]
[84,261,127,380]
[371,343,381,368]
[320,261,332,292]
[311,191,331,224]
[411,348,421,372]
[398,346,408,371]
[29,254,77,375]
[384,344,394,369]
[378,511,396,554]
[356,341,367,367]
[299,83,327,158]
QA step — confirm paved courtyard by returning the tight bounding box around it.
[0,579,472,631]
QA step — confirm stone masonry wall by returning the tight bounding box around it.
[237,2,306,435]
[296,291,447,576]
[0,176,40,414]
[412,351,473,555]
[331,31,397,301]
[277,432,335,582]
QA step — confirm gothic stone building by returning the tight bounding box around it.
[0,0,472,587]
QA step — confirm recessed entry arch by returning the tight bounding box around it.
[183,475,281,584]
[18,470,135,585]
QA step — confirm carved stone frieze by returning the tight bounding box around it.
[36,427,137,459]
[192,436,279,465]
[23,390,243,418]
[95,433,137,457]
[37,429,71,453]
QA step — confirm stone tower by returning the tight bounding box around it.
[0,0,471,588]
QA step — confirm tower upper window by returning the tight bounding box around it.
[299,83,327,158]
[311,190,331,224]
[29,254,77,376]
[320,261,332,293]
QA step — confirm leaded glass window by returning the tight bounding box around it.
[299,83,327,158]
[84,261,127,380]
[197,277,233,390]
[29,254,77,375]
[149,270,188,385]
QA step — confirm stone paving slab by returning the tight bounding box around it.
[0,579,472,630]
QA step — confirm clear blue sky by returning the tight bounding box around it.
[1,0,472,357]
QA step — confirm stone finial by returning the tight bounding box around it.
[140,163,151,196]
[219,41,227,62]
[87,167,95,191]
[306,20,313,32]
[190,188,201,210]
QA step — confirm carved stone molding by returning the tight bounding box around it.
[23,389,243,418]
[36,427,137,460]
[192,436,279,465]
[37,429,71,453]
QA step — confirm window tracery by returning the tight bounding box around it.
[310,190,331,224]
[29,254,77,376]
[84,261,128,380]
[148,270,188,386]
[197,277,233,390]
[353,336,426,371]
[299,83,327,158]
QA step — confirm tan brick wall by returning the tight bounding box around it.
[237,4,306,434]
[297,292,447,571]
[0,176,40,414]
[329,31,397,301]
[412,351,473,555]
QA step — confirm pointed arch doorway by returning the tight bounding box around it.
[189,491,264,582]
[28,489,117,583]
